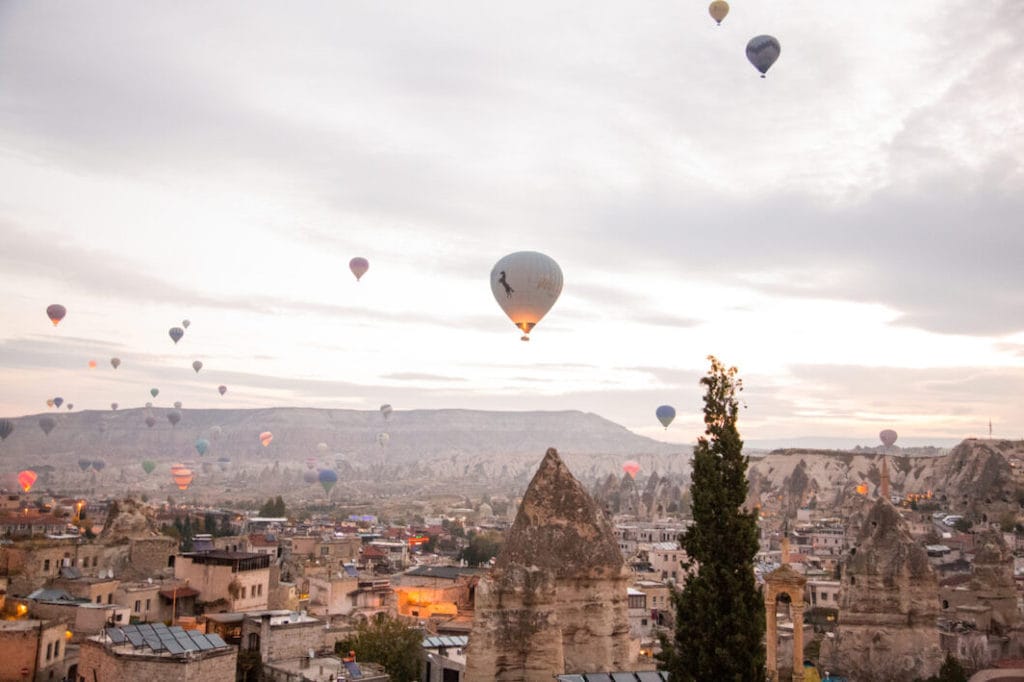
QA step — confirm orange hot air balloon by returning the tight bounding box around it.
[170,464,194,491]
[259,431,273,447]
[88,360,97,369]
[856,483,869,495]
[622,460,641,479]
[18,470,38,492]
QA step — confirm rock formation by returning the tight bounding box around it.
[822,498,943,681]
[99,497,161,543]
[466,448,632,681]
[966,529,1019,631]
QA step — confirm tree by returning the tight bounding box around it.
[657,356,765,681]
[336,614,422,681]
[459,530,504,566]
[918,652,967,682]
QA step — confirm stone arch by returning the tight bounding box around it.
[764,564,807,682]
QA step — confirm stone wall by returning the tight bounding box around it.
[127,537,178,578]
[78,638,237,682]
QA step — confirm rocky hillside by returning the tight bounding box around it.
[748,438,1024,520]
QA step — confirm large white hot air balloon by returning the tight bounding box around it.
[489,251,563,341]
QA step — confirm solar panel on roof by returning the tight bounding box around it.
[636,673,663,682]
[174,633,198,651]
[584,675,613,682]
[557,676,586,682]
[125,629,145,647]
[168,626,186,637]
[163,638,185,655]
[143,635,165,651]
[611,674,637,682]
[206,633,227,648]
[190,634,214,651]
[107,629,127,644]
[344,660,363,679]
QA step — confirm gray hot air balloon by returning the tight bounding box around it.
[173,401,182,409]
[111,402,118,410]
[66,403,73,411]
[182,319,191,329]
[110,357,121,369]
[218,385,227,396]
[746,35,781,77]
[303,469,319,485]
[192,360,203,374]
[145,402,153,409]
[145,415,156,428]
[167,410,182,427]
[39,416,56,435]
[169,327,184,344]
[0,419,13,441]
[879,429,898,448]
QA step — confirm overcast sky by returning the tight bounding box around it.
[1,1,1022,446]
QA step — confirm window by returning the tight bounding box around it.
[107,593,113,604]
[44,559,51,571]
[47,642,53,660]
[145,599,151,611]
[96,596,101,604]
[241,586,247,599]
[320,546,330,556]
[135,600,141,612]
[115,613,123,622]
[247,633,260,651]
[54,640,60,657]
[93,556,99,567]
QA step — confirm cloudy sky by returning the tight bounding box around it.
[1,1,1022,446]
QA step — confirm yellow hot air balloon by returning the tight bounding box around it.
[709,0,729,25]
[490,251,563,341]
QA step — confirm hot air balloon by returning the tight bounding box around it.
[88,360,97,369]
[217,457,231,471]
[655,405,676,429]
[46,399,54,408]
[0,419,13,441]
[182,319,191,329]
[879,429,898,448]
[53,397,64,408]
[78,459,91,472]
[319,468,338,494]
[746,35,781,77]
[39,416,56,435]
[150,388,159,398]
[145,416,156,428]
[170,464,194,491]
[380,404,393,421]
[709,0,729,24]
[192,361,203,374]
[92,460,105,472]
[18,470,37,492]
[317,442,328,454]
[377,432,390,448]
[173,401,182,409]
[66,404,73,411]
[142,460,156,475]
[303,469,318,484]
[167,410,182,427]
[210,425,223,439]
[622,460,641,479]
[168,327,184,344]
[349,257,369,281]
[260,432,273,447]
[195,438,210,456]
[46,304,67,326]
[305,457,317,470]
[145,402,153,409]
[490,251,563,341]
[110,357,121,369]
[218,385,227,396]
[110,402,118,411]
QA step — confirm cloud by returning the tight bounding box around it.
[381,372,467,383]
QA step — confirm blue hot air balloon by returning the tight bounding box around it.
[656,405,676,429]
[746,35,781,78]
[318,468,338,494]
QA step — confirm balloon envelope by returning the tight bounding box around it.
[623,460,641,479]
[110,357,121,369]
[173,401,182,409]
[317,442,328,453]
[46,399,54,408]
[210,425,223,439]
[111,402,118,410]
[709,0,729,24]
[260,431,273,447]
[746,35,781,77]
[0,419,13,441]
[303,469,319,484]
[88,360,97,369]
[18,470,37,492]
[78,458,91,472]
[879,429,898,448]
[490,251,563,341]
[349,257,369,281]
[142,460,156,475]
[377,432,390,448]
[218,385,227,396]
[46,304,67,326]
[380,404,393,420]
[39,416,56,435]
[170,464,194,491]
[655,405,676,429]
[53,397,63,408]
[167,410,182,427]
[168,327,184,344]
[66,404,73,411]
[182,319,191,328]
[145,416,156,428]
[192,361,203,374]
[318,468,338,494]
[195,438,210,456]
[150,388,159,398]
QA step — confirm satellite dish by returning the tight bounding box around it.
[147,577,153,584]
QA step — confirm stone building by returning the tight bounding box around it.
[0,618,70,682]
[78,623,236,681]
[466,448,633,681]
[822,498,943,681]
[174,550,271,612]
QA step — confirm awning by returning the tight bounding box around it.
[159,587,200,599]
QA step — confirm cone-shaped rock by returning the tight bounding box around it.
[466,448,632,681]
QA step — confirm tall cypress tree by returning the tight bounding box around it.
[658,356,765,681]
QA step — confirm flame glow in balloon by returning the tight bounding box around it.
[46,304,66,326]
[260,431,273,447]
[170,464,194,491]
[18,470,37,492]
